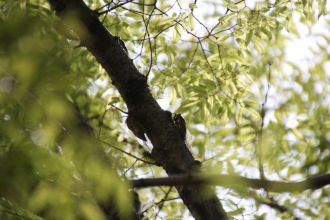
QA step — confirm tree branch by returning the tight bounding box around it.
[47,0,227,219]
[131,173,330,193]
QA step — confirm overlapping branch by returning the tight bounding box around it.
[131,173,330,192]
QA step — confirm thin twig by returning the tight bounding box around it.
[97,0,134,16]
[121,159,139,177]
[155,187,173,218]
[256,63,272,180]
[108,103,128,114]
[99,139,157,165]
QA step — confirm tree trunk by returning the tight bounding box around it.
[47,0,228,219]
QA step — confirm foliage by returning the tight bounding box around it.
[0,0,329,219]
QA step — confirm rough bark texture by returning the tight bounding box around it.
[47,0,228,219]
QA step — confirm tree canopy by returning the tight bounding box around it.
[0,0,329,219]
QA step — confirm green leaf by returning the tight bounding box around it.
[252,37,264,53]
[189,3,197,10]
[318,0,327,18]
[227,208,245,216]
[177,99,201,112]
[187,13,194,31]
[245,30,253,46]
[218,13,235,24]
[291,128,304,140]
[173,25,181,43]
[261,27,272,40]
[216,34,230,43]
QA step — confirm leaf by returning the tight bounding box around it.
[189,3,197,10]
[245,30,253,46]
[226,2,238,10]
[266,17,276,28]
[227,208,245,216]
[235,107,244,125]
[318,0,327,19]
[216,34,230,43]
[177,99,201,112]
[234,29,244,37]
[286,15,299,36]
[247,107,261,120]
[291,128,304,140]
[187,13,194,31]
[261,27,272,40]
[218,13,235,24]
[173,25,181,43]
[252,37,264,53]
[170,87,177,104]
[228,82,238,95]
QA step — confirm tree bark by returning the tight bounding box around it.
[47,0,228,219]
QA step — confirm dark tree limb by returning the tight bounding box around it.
[131,173,330,193]
[47,0,227,219]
